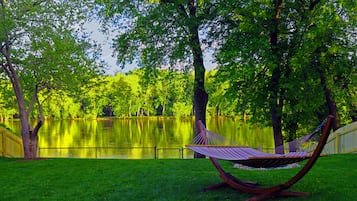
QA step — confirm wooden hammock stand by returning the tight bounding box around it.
[191,115,334,201]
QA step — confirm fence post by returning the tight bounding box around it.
[1,131,4,156]
[154,146,157,159]
[2,131,6,157]
[335,133,340,153]
[338,133,343,153]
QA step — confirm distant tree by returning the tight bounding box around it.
[125,72,142,117]
[40,90,82,119]
[0,1,101,159]
[205,70,235,117]
[109,74,133,117]
[80,77,108,118]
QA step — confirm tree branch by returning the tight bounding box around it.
[32,92,44,136]
[1,48,17,85]
[27,86,38,115]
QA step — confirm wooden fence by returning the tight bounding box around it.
[324,121,357,154]
[0,127,24,158]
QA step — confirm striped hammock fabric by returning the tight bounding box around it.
[186,145,311,161]
[186,145,312,168]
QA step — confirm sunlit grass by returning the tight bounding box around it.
[0,154,356,201]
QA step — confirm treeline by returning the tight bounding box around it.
[0,68,228,119]
[2,62,356,130]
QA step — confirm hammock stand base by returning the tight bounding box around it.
[204,158,310,201]
[204,182,310,201]
[192,115,334,201]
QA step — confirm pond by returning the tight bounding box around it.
[2,117,274,159]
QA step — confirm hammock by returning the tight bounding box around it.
[187,117,327,168]
[187,145,313,168]
[186,115,334,201]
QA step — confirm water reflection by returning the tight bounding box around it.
[2,117,274,159]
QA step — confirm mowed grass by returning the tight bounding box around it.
[0,154,356,201]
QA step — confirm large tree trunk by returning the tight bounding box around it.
[14,76,40,159]
[22,126,39,159]
[269,0,284,154]
[186,0,208,158]
[269,69,284,154]
[1,48,40,159]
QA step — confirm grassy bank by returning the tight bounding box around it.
[0,154,356,201]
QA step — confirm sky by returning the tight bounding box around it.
[84,20,128,75]
[85,20,217,76]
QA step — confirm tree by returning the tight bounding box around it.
[95,0,229,157]
[206,70,235,117]
[80,77,108,118]
[215,1,356,151]
[40,89,82,119]
[109,74,133,117]
[0,0,101,159]
[125,71,142,117]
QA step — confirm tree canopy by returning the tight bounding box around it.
[213,1,356,143]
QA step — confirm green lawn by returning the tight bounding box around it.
[0,154,356,201]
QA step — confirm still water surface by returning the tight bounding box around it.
[3,117,274,159]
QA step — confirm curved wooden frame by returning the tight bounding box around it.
[199,115,334,201]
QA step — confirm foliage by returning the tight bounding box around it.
[0,78,17,119]
[95,0,215,70]
[1,58,355,126]
[0,67,226,119]
[79,69,196,118]
[0,68,196,119]
[0,0,103,158]
[214,1,357,138]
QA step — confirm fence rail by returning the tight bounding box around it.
[38,146,195,159]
